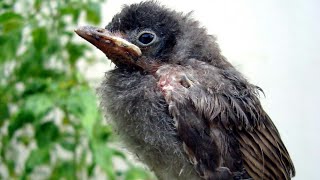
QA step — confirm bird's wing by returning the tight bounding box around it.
[165,76,295,180]
[220,93,296,180]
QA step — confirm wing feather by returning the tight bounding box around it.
[158,64,295,179]
[228,96,294,179]
[183,85,295,179]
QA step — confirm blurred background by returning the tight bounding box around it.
[1,0,319,179]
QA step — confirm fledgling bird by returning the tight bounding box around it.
[75,1,295,180]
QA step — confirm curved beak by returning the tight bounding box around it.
[75,26,141,64]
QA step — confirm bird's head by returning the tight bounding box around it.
[75,1,225,74]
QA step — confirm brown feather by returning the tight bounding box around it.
[156,62,295,180]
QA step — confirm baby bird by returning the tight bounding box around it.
[75,1,295,180]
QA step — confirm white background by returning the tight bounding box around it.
[85,0,320,179]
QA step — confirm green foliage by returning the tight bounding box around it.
[0,0,154,179]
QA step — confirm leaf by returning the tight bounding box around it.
[23,93,54,119]
[35,121,59,148]
[125,167,154,180]
[0,2,13,10]
[13,48,42,78]
[0,12,23,62]
[92,121,113,143]
[66,42,87,65]
[59,131,76,151]
[34,0,42,11]
[64,87,100,138]
[8,93,54,137]
[32,27,48,50]
[0,11,23,32]
[0,12,22,23]
[51,161,75,179]
[0,101,9,122]
[58,6,80,24]
[22,79,48,97]
[84,2,101,24]
[46,38,60,55]
[8,110,35,137]
[25,147,50,174]
[0,31,22,62]
[91,141,116,180]
[60,138,76,151]
[87,163,95,176]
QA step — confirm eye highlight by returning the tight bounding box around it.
[137,31,156,46]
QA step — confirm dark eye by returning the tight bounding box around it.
[137,31,156,46]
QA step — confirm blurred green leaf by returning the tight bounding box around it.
[58,6,81,24]
[0,2,13,10]
[125,167,153,180]
[24,93,54,119]
[92,121,113,143]
[8,110,34,137]
[87,163,95,176]
[0,102,9,123]
[92,142,116,180]
[0,29,22,61]
[47,39,60,55]
[85,2,101,24]
[0,12,23,61]
[0,12,22,22]
[0,11,23,32]
[8,94,53,137]
[51,161,75,179]
[34,0,42,11]
[64,87,99,137]
[22,80,48,97]
[59,128,76,151]
[60,137,76,151]
[25,147,50,173]
[32,27,48,50]
[14,49,42,77]
[66,42,87,65]
[35,121,59,148]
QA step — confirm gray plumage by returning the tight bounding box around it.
[76,1,295,179]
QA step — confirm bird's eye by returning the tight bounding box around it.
[137,31,156,46]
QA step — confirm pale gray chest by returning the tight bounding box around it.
[98,71,199,179]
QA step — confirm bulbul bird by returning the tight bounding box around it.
[75,1,295,180]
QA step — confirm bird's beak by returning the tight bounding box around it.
[75,26,142,64]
